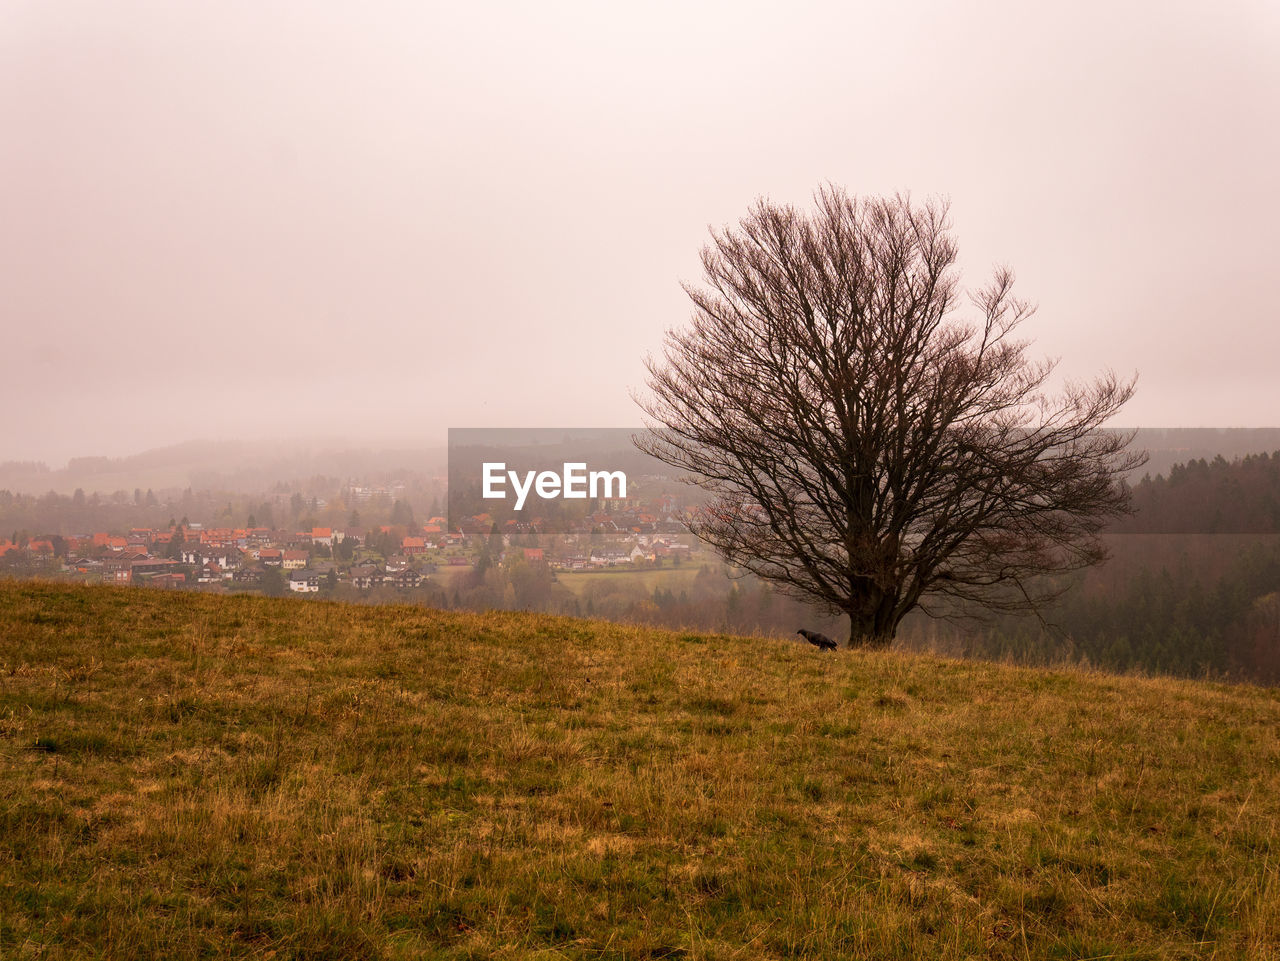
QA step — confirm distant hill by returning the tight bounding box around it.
[1127,427,1280,480]
[0,438,448,495]
[1118,444,1280,533]
[7,427,1279,497]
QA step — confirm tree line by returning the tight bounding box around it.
[1114,451,1280,533]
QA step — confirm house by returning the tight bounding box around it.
[281,550,309,571]
[197,563,224,584]
[348,565,383,590]
[457,516,489,536]
[402,536,427,555]
[200,528,237,547]
[233,567,264,585]
[181,546,242,571]
[216,547,243,571]
[259,548,283,567]
[523,548,544,563]
[288,569,320,593]
[389,568,422,590]
[102,557,132,584]
[311,527,334,547]
[69,557,103,575]
[130,557,183,578]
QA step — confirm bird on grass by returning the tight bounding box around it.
[797,629,838,651]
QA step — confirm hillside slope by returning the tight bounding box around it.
[1,581,1278,959]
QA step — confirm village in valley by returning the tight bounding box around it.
[0,481,699,599]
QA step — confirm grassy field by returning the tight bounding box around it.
[553,565,705,598]
[427,564,474,590]
[1,580,1278,959]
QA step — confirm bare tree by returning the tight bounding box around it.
[637,188,1146,648]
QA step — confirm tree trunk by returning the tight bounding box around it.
[846,604,899,649]
[846,626,894,648]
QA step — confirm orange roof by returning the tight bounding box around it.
[312,527,332,537]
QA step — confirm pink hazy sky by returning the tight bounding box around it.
[2,0,1277,465]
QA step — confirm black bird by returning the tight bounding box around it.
[797,629,838,651]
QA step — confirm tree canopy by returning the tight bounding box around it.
[638,188,1144,647]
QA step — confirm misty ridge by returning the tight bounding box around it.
[0,438,448,496]
[9,428,1280,501]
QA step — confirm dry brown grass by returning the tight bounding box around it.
[1,579,1278,959]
